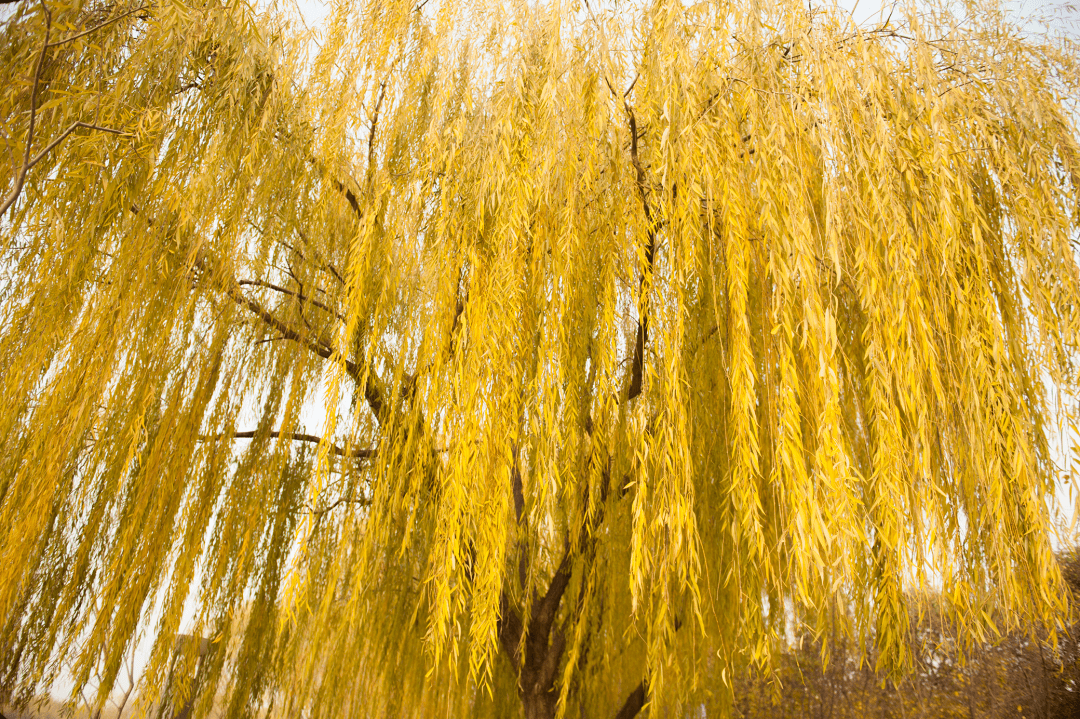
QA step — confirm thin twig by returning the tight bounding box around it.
[45,4,149,48]
[238,278,346,322]
[1,0,52,218]
[25,121,130,169]
[207,429,377,459]
[304,494,372,516]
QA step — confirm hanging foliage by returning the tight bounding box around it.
[1,0,1079,716]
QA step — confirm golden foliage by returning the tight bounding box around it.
[0,0,1078,716]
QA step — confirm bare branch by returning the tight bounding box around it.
[213,429,376,458]
[45,4,149,48]
[613,680,647,719]
[612,616,682,719]
[622,102,658,402]
[366,79,388,187]
[26,121,130,168]
[238,278,346,321]
[0,0,52,219]
[192,253,390,424]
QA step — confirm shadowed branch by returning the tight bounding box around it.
[209,429,376,458]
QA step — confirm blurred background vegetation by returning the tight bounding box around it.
[730,549,1080,719]
[3,551,1078,719]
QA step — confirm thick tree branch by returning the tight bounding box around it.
[613,680,647,719]
[498,593,524,665]
[600,78,658,402]
[511,455,529,591]
[230,287,387,421]
[300,150,362,219]
[623,103,658,402]
[192,250,389,424]
[530,530,581,654]
[538,624,566,692]
[365,80,388,187]
[330,176,362,217]
[229,287,337,363]
[448,287,468,359]
[612,615,683,719]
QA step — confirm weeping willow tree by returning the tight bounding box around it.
[1,0,1079,716]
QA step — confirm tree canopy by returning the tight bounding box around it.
[1,0,1079,716]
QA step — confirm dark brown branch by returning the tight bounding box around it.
[45,4,149,47]
[211,269,388,423]
[0,0,51,219]
[538,624,566,692]
[613,680,648,719]
[293,141,365,222]
[624,103,658,402]
[533,550,573,644]
[237,291,387,421]
[331,176,362,217]
[498,593,524,665]
[448,287,468,359]
[231,289,337,363]
[366,80,388,187]
[222,430,376,458]
[511,448,528,590]
[511,458,525,525]
[612,615,683,719]
[601,79,659,403]
[238,279,345,321]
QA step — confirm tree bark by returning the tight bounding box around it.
[613,681,647,719]
[520,686,558,719]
